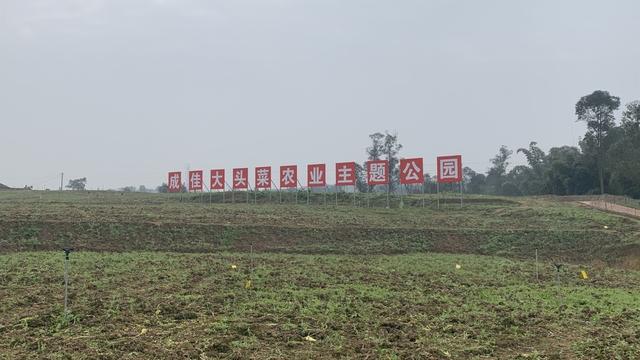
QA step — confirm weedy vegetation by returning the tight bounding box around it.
[0,190,639,359]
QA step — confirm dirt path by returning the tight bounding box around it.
[580,201,640,219]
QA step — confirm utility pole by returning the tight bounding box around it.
[60,172,64,191]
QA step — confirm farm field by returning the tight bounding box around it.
[1,190,640,359]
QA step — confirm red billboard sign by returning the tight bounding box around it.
[335,162,356,186]
[188,170,204,191]
[400,158,424,185]
[210,169,225,190]
[168,172,182,193]
[366,160,389,185]
[255,166,272,189]
[232,168,249,190]
[437,155,463,183]
[280,165,298,188]
[307,163,326,188]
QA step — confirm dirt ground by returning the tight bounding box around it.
[580,201,640,219]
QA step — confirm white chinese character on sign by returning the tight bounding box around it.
[256,168,270,187]
[211,172,223,188]
[169,174,180,189]
[191,173,202,188]
[282,168,296,186]
[369,163,386,182]
[441,160,458,179]
[309,166,324,185]
[234,171,247,187]
[337,165,353,184]
[402,161,420,181]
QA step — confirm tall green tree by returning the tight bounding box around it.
[463,167,486,194]
[516,142,547,194]
[544,146,592,195]
[575,90,620,194]
[355,163,368,193]
[607,101,640,197]
[365,131,402,192]
[66,178,87,191]
[486,146,512,195]
[382,131,402,192]
[366,133,385,161]
[621,101,640,131]
[365,132,385,192]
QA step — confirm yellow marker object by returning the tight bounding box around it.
[455,264,461,270]
[580,270,589,279]
[244,280,252,289]
[231,264,237,269]
[304,335,317,342]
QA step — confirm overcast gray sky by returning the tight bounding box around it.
[1,0,638,189]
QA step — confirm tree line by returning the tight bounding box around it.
[154,90,640,198]
[362,91,639,199]
[461,90,639,198]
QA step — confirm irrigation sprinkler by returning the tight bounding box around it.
[553,262,563,284]
[62,248,74,314]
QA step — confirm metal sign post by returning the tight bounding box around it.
[366,188,370,208]
[297,180,307,205]
[353,185,356,207]
[62,248,73,314]
[254,186,258,204]
[386,183,390,209]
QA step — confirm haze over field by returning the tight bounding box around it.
[1,0,639,189]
